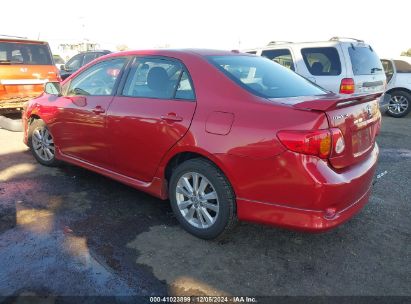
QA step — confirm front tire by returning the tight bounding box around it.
[28,119,59,166]
[169,158,237,240]
[386,90,411,118]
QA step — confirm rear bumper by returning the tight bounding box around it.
[237,183,372,232]
[216,143,379,232]
[0,97,32,110]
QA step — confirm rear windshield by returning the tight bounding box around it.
[394,60,411,73]
[208,55,326,98]
[0,42,53,65]
[348,46,384,75]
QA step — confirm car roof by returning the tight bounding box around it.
[244,39,371,52]
[79,50,111,54]
[102,48,249,60]
[0,38,49,45]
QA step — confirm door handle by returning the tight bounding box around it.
[92,106,105,114]
[161,113,183,123]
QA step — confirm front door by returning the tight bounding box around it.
[53,57,128,167]
[106,56,197,182]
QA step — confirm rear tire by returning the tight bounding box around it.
[386,90,411,118]
[28,119,59,166]
[169,158,237,240]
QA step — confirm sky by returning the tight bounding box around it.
[0,0,409,58]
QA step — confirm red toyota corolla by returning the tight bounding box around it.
[23,49,381,239]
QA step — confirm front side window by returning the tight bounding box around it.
[123,57,195,100]
[394,60,411,73]
[301,47,341,76]
[208,55,326,99]
[67,58,126,96]
[348,47,384,75]
[66,54,83,71]
[261,49,295,71]
[0,42,52,65]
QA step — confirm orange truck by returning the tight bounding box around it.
[0,37,60,114]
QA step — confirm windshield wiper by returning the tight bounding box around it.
[371,67,382,73]
[0,60,11,64]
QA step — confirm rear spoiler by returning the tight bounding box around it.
[293,93,383,111]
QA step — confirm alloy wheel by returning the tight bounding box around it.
[388,95,409,114]
[31,127,55,162]
[175,172,219,229]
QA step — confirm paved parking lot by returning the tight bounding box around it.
[0,113,410,298]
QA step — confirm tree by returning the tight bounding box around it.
[401,48,411,56]
[116,44,129,51]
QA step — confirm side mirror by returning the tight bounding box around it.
[60,64,66,71]
[44,82,62,96]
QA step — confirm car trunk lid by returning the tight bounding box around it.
[293,93,382,169]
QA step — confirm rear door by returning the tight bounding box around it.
[106,56,196,182]
[346,44,386,94]
[300,46,345,93]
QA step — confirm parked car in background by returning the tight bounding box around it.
[23,49,381,239]
[244,37,386,97]
[60,50,111,80]
[0,37,60,114]
[381,57,411,117]
[53,55,65,70]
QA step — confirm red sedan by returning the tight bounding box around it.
[23,49,381,239]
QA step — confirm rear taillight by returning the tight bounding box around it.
[330,128,345,156]
[339,78,355,94]
[277,130,332,159]
[277,128,345,159]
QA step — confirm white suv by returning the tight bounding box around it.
[381,58,411,117]
[244,37,386,96]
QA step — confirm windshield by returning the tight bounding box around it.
[0,42,53,65]
[348,46,384,75]
[53,55,65,64]
[208,55,326,98]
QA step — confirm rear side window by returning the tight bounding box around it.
[348,47,384,75]
[381,60,394,74]
[261,49,295,71]
[208,55,326,99]
[301,47,341,76]
[0,42,52,65]
[123,57,195,100]
[394,60,411,73]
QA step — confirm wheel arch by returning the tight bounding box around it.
[159,147,237,198]
[386,87,411,96]
[28,113,42,125]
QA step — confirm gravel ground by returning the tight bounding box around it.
[0,113,410,300]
